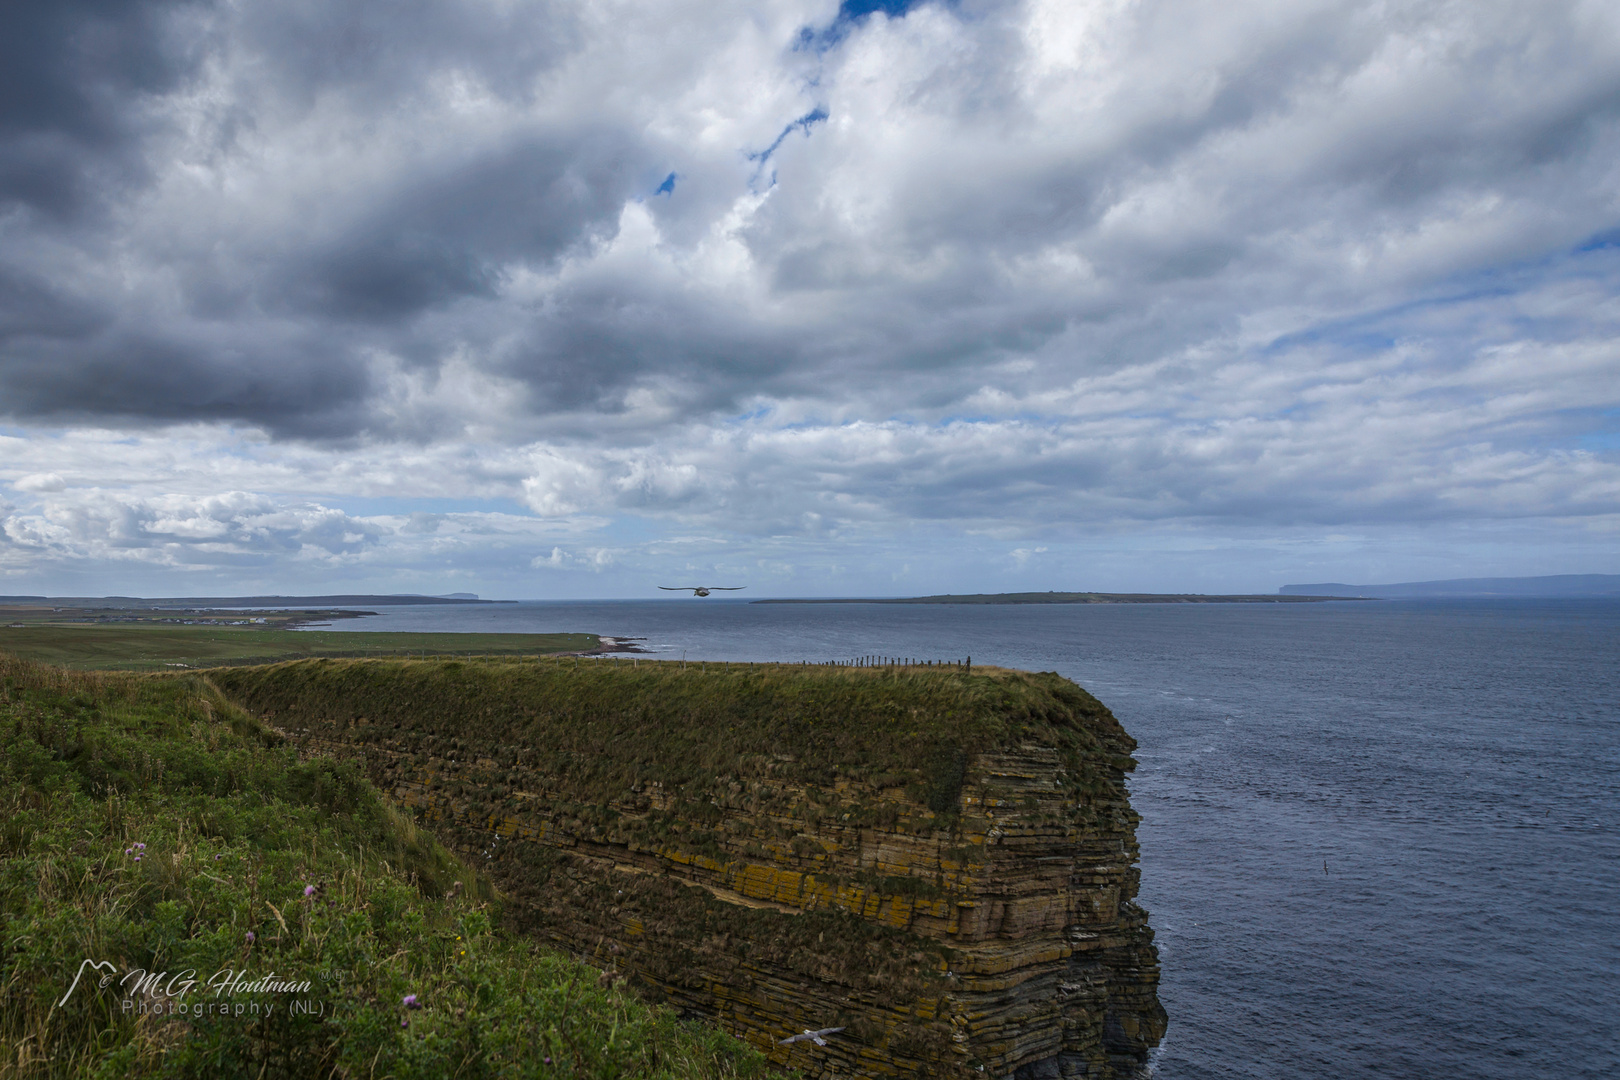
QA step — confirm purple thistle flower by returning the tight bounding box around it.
[135,843,145,850]
[403,993,421,1009]
[245,931,255,944]
[304,884,316,897]
[401,1017,410,1028]
[214,854,222,860]
[133,855,142,862]
[124,848,131,855]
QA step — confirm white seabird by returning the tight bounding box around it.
[779,1027,844,1046]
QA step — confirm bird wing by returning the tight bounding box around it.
[657,587,696,591]
[707,586,747,590]
[778,1026,842,1046]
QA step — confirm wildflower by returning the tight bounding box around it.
[124,848,131,855]
[304,885,317,897]
[401,1017,410,1028]
[214,854,222,860]
[245,931,255,944]
[134,855,142,862]
[135,843,145,850]
[403,994,421,1009]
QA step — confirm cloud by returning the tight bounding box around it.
[0,491,384,568]
[531,545,615,571]
[3,0,1612,436]
[1,1,1618,591]
[1010,547,1048,567]
[13,473,66,493]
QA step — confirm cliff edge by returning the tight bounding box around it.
[212,658,1166,1078]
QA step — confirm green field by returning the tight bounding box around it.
[0,624,598,670]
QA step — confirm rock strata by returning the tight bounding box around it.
[213,658,1166,1078]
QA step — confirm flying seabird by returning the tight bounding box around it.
[657,586,746,597]
[779,1027,844,1046]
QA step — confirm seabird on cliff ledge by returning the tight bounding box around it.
[779,1027,844,1046]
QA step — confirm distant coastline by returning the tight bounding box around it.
[0,593,511,608]
[755,591,1353,605]
[1279,573,1620,599]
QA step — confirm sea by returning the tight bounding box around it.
[308,598,1620,1079]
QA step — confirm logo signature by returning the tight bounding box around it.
[57,959,119,1008]
[56,959,321,1018]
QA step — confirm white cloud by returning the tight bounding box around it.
[530,545,616,571]
[1,1,1617,592]
[13,473,66,493]
[0,491,384,568]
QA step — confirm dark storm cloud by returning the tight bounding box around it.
[288,131,643,321]
[0,0,1617,549]
[1,323,374,435]
[0,0,642,431]
[0,0,211,219]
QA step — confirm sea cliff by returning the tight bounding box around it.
[212,658,1166,1078]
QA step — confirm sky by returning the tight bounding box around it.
[2,0,1618,599]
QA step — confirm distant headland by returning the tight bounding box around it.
[1278,574,1620,599]
[0,593,510,608]
[756,591,1349,604]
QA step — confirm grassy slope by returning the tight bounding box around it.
[210,656,1135,822]
[0,627,598,671]
[0,654,782,1080]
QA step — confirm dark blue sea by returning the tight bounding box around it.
[311,599,1620,1079]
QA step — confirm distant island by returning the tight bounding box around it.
[756,591,1349,604]
[1278,574,1620,599]
[0,593,509,608]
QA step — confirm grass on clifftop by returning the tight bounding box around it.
[0,626,598,671]
[210,656,1136,822]
[0,654,783,1080]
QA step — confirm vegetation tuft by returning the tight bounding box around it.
[0,653,784,1079]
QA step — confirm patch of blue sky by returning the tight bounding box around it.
[796,1,933,53]
[748,108,829,164]
[1575,225,1620,252]
[329,495,538,519]
[1577,432,1620,451]
[655,172,677,196]
[841,0,920,17]
[1562,408,1620,452]
[723,405,775,425]
[595,515,679,543]
[937,411,1069,429]
[1264,240,1620,359]
[1263,323,1401,355]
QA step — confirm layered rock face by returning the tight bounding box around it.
[214,658,1165,1078]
